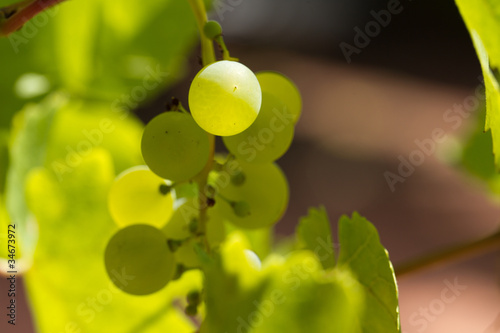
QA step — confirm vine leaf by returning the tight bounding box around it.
[1,93,64,273]
[202,211,400,333]
[455,0,500,168]
[337,212,401,333]
[296,206,336,269]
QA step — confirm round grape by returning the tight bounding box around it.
[256,71,302,123]
[104,224,175,295]
[210,161,289,229]
[141,112,210,182]
[108,166,174,228]
[223,92,294,163]
[188,60,262,136]
[204,20,222,39]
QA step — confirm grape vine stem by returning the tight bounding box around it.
[187,0,216,66]
[0,0,66,37]
[395,229,500,277]
[187,0,216,251]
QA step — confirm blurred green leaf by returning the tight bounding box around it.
[296,206,336,269]
[338,212,400,333]
[19,97,202,332]
[455,0,500,168]
[0,129,9,193]
[0,0,199,128]
[2,93,65,269]
[202,210,400,333]
[201,232,270,333]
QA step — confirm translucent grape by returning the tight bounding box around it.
[105,224,175,295]
[210,161,289,229]
[108,166,174,228]
[188,60,262,136]
[256,71,302,123]
[223,92,294,163]
[141,112,210,182]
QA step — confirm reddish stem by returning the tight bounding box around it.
[1,0,67,36]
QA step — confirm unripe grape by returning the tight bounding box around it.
[204,20,222,39]
[223,92,294,163]
[189,60,262,136]
[256,71,302,123]
[210,161,289,229]
[105,224,175,295]
[141,112,210,182]
[231,200,251,217]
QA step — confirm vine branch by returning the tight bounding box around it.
[187,0,216,251]
[395,229,500,277]
[0,0,67,37]
[187,0,215,66]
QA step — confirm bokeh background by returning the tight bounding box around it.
[1,0,499,332]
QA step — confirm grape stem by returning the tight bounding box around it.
[0,0,66,37]
[187,0,217,252]
[187,0,216,66]
[395,228,500,277]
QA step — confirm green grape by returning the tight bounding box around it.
[203,20,222,39]
[141,112,210,182]
[105,224,175,295]
[256,71,302,123]
[210,161,289,229]
[223,92,294,163]
[188,60,262,136]
[108,166,174,228]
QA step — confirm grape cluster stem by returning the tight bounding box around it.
[186,0,219,252]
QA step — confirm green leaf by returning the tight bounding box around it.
[202,211,400,333]
[296,206,336,269]
[0,0,200,130]
[201,232,270,333]
[337,212,400,333]
[455,0,500,168]
[1,93,65,270]
[460,106,496,179]
[20,100,201,332]
[0,129,9,193]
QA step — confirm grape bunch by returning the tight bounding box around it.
[104,22,302,296]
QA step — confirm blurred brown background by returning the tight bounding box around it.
[3,0,500,332]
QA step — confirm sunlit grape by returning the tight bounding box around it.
[189,60,262,136]
[108,166,174,228]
